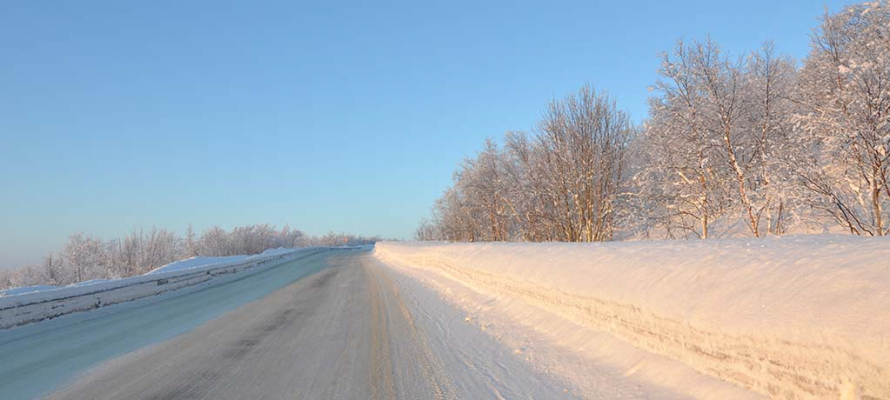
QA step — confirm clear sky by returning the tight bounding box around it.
[0,0,847,268]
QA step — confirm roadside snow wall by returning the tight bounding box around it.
[0,247,326,330]
[375,236,890,400]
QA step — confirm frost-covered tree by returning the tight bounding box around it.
[305,232,382,246]
[185,224,199,257]
[412,2,886,241]
[413,218,439,241]
[791,2,890,236]
[199,226,230,256]
[41,252,65,286]
[453,140,514,241]
[743,43,800,235]
[63,233,108,283]
[279,224,306,248]
[0,269,11,289]
[536,85,631,241]
[6,265,50,289]
[637,40,730,239]
[424,85,632,242]
[0,224,334,291]
[501,131,558,241]
[637,39,798,239]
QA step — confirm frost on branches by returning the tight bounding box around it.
[419,1,890,242]
[792,1,890,236]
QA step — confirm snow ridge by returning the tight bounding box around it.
[375,236,890,399]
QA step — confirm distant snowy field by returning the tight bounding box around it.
[375,235,890,400]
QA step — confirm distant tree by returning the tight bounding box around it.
[0,269,11,290]
[199,226,230,256]
[0,224,374,291]
[63,233,107,283]
[41,252,65,285]
[414,218,439,241]
[425,85,633,242]
[185,224,199,257]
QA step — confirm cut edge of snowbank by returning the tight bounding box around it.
[374,236,890,400]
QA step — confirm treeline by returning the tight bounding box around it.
[417,2,890,241]
[0,225,381,290]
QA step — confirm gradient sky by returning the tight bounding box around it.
[1,0,848,268]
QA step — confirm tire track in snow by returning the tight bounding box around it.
[365,259,458,400]
[368,260,458,400]
[31,250,574,400]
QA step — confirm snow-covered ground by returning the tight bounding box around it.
[375,235,890,400]
[0,248,310,329]
[146,247,298,275]
[0,285,58,297]
[43,250,590,400]
[0,247,301,298]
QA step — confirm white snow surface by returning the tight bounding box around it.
[0,285,58,297]
[146,255,251,275]
[0,247,300,298]
[147,247,301,275]
[0,248,312,329]
[374,235,890,400]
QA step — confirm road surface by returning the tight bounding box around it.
[1,249,577,399]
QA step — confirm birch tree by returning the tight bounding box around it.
[792,2,890,236]
[640,40,727,238]
[426,85,632,242]
[536,85,631,241]
[639,39,797,238]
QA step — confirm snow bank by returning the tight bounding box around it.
[145,248,302,275]
[147,255,251,275]
[374,236,890,400]
[0,248,306,298]
[0,285,58,297]
[0,248,318,329]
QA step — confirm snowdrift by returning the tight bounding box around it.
[375,236,890,400]
[146,247,298,275]
[0,247,322,329]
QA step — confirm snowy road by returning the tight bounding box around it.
[0,242,877,399]
[2,249,578,400]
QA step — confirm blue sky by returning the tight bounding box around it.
[0,0,847,268]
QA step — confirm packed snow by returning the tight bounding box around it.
[375,235,890,399]
[147,248,297,275]
[0,285,58,297]
[146,255,251,275]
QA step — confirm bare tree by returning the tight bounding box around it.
[638,40,728,239]
[745,43,799,235]
[425,85,632,243]
[1,224,325,291]
[185,224,199,257]
[62,233,107,283]
[791,2,890,236]
[536,85,631,241]
[199,226,230,256]
[638,39,798,239]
